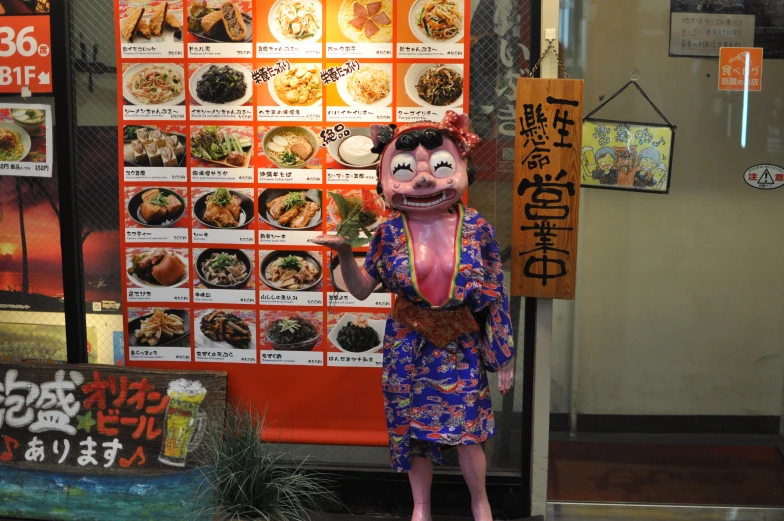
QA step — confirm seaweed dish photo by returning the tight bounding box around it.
[188,0,251,42]
[265,316,320,351]
[414,64,463,106]
[191,64,251,105]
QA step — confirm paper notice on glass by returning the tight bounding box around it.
[670,13,755,57]
[0,103,53,178]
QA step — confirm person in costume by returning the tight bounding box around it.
[314,111,515,521]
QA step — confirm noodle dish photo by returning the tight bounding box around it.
[268,0,322,43]
[123,63,186,106]
[189,63,253,106]
[0,122,31,163]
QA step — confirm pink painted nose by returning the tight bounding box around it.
[413,145,435,188]
[414,173,436,189]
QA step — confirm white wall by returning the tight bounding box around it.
[552,0,784,417]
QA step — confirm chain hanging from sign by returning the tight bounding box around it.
[581,80,677,195]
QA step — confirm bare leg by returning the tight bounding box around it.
[408,456,434,521]
[456,445,492,521]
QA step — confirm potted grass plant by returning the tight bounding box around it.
[191,402,338,521]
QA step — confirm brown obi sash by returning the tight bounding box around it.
[391,297,479,348]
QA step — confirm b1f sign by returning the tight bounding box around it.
[0,16,52,94]
[744,164,784,190]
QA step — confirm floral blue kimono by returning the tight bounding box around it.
[363,205,515,472]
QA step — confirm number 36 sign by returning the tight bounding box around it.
[0,16,52,94]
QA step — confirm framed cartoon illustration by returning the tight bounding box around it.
[581,119,674,194]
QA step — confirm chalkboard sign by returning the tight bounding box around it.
[0,363,227,474]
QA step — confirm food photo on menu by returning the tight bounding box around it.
[401,62,464,108]
[325,126,380,170]
[328,312,385,354]
[409,0,464,43]
[189,63,254,106]
[337,63,392,107]
[125,186,188,228]
[120,1,184,43]
[258,250,323,292]
[194,248,255,290]
[0,0,50,15]
[124,125,186,168]
[258,188,323,231]
[190,125,253,168]
[325,189,389,234]
[187,0,252,43]
[128,307,190,348]
[0,106,48,165]
[260,311,322,352]
[259,126,320,168]
[333,0,393,43]
[122,63,186,106]
[126,247,189,289]
[196,309,255,350]
[268,0,323,43]
[270,63,323,107]
[192,187,255,230]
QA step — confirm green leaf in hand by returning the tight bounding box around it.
[329,191,372,247]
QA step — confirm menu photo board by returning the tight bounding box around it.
[113,0,470,430]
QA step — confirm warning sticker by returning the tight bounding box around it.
[743,164,784,190]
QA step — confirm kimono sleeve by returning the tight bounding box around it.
[473,220,515,373]
[362,223,385,284]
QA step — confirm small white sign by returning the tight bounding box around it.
[743,164,784,190]
[670,13,755,57]
[124,167,187,182]
[327,352,383,368]
[258,168,323,184]
[260,351,324,366]
[125,228,190,243]
[258,291,323,307]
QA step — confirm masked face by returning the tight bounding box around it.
[380,130,468,213]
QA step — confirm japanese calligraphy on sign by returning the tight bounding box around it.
[512,78,583,299]
[0,363,226,474]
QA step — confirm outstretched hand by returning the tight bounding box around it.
[498,357,515,395]
[312,234,350,252]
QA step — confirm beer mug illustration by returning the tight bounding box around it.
[158,379,208,468]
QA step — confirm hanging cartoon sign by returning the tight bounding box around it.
[581,81,676,194]
[581,120,674,194]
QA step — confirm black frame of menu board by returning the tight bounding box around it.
[40,0,542,517]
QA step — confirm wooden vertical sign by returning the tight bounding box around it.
[512,78,584,299]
